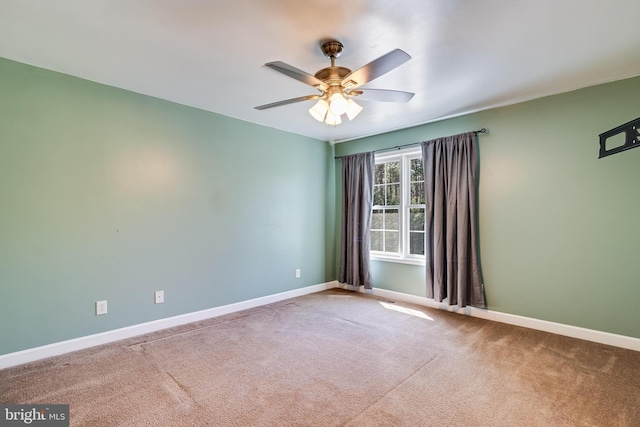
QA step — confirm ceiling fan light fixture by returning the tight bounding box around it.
[329,93,348,115]
[325,111,342,126]
[345,99,363,121]
[309,99,329,122]
[255,40,413,129]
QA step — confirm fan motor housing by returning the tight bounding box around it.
[314,66,351,84]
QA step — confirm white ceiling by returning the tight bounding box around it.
[1,0,639,143]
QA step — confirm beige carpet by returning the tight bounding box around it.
[1,288,639,426]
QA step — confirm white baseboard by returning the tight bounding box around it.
[0,281,339,370]
[3,281,637,370]
[366,287,640,352]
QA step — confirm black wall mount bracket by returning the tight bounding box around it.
[599,117,640,158]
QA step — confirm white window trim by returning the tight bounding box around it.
[371,254,425,266]
[371,147,426,266]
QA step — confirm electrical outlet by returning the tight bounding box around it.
[154,290,164,304]
[96,300,108,315]
[295,269,301,278]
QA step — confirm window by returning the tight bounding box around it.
[371,148,425,264]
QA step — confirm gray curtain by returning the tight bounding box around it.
[421,132,485,308]
[339,152,374,289]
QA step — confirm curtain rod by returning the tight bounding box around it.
[334,128,487,159]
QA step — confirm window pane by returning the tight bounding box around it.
[410,208,425,231]
[386,183,400,205]
[410,158,423,181]
[373,186,384,206]
[385,209,399,230]
[386,161,400,183]
[410,182,424,204]
[371,210,383,229]
[409,232,425,255]
[372,152,426,261]
[371,231,383,251]
[375,163,385,184]
[384,231,399,253]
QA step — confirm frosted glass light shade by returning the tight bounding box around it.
[309,99,329,122]
[324,111,342,126]
[329,93,348,115]
[345,99,363,121]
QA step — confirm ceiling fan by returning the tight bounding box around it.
[255,40,414,126]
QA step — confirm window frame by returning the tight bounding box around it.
[370,147,425,266]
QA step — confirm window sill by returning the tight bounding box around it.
[370,255,425,266]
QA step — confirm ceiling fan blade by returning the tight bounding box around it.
[265,61,329,91]
[254,95,321,110]
[351,89,414,103]
[342,49,411,89]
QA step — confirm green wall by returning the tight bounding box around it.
[335,76,640,339]
[2,53,639,356]
[0,57,331,355]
